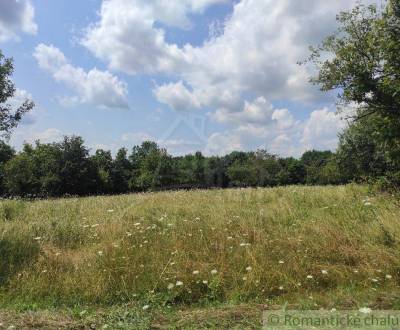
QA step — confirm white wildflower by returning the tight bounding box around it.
[321,270,328,275]
[142,305,150,311]
[386,274,393,279]
[307,275,313,279]
[211,269,218,275]
[192,270,200,275]
[359,307,372,314]
[167,283,174,290]
[246,266,252,272]
[176,281,183,286]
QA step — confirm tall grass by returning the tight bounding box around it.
[0,185,399,309]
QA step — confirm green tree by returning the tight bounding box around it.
[57,136,98,195]
[91,149,113,193]
[0,141,14,194]
[307,0,400,186]
[111,148,131,193]
[0,50,34,139]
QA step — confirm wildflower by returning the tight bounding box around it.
[242,276,247,281]
[240,243,251,247]
[227,236,233,240]
[192,270,200,275]
[364,202,372,206]
[83,225,90,228]
[279,286,284,290]
[307,275,313,279]
[321,270,328,275]
[97,251,103,256]
[211,269,218,275]
[142,305,150,311]
[91,224,99,228]
[359,307,372,314]
[176,281,184,286]
[386,274,393,279]
[167,283,174,290]
[126,232,132,237]
[202,280,208,285]
[34,237,42,241]
[107,209,114,213]
[278,260,284,264]
[246,266,252,272]
[371,278,379,282]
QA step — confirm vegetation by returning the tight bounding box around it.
[1,185,400,328]
[0,50,34,139]
[0,138,349,197]
[308,0,400,189]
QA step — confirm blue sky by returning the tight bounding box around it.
[0,0,375,156]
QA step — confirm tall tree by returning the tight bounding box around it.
[0,50,34,139]
[306,0,400,186]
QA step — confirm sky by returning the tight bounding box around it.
[0,0,378,157]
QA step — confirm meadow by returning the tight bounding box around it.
[1,185,400,328]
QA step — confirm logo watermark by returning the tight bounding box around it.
[263,310,400,329]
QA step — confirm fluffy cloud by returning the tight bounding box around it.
[153,81,201,112]
[84,0,375,103]
[205,106,346,157]
[81,0,376,155]
[33,44,129,109]
[301,108,346,151]
[0,0,37,42]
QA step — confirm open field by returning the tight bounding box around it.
[1,185,400,328]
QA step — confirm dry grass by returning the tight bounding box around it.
[1,185,400,327]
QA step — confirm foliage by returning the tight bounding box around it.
[0,50,34,139]
[307,0,400,188]
[0,137,350,197]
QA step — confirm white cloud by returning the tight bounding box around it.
[154,81,201,112]
[33,44,129,109]
[205,106,346,157]
[81,0,375,155]
[84,0,375,104]
[11,128,64,147]
[0,0,37,42]
[301,108,346,151]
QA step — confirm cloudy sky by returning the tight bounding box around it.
[0,0,377,156]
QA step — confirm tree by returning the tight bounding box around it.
[57,136,98,195]
[0,50,34,139]
[307,0,400,186]
[0,141,14,194]
[111,148,131,193]
[91,149,113,193]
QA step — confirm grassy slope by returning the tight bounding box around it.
[0,185,400,328]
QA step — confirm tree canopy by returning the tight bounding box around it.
[0,50,34,139]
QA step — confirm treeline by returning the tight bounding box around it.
[0,136,372,198]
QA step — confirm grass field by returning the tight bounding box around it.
[0,185,400,328]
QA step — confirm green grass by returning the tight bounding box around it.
[1,185,400,328]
